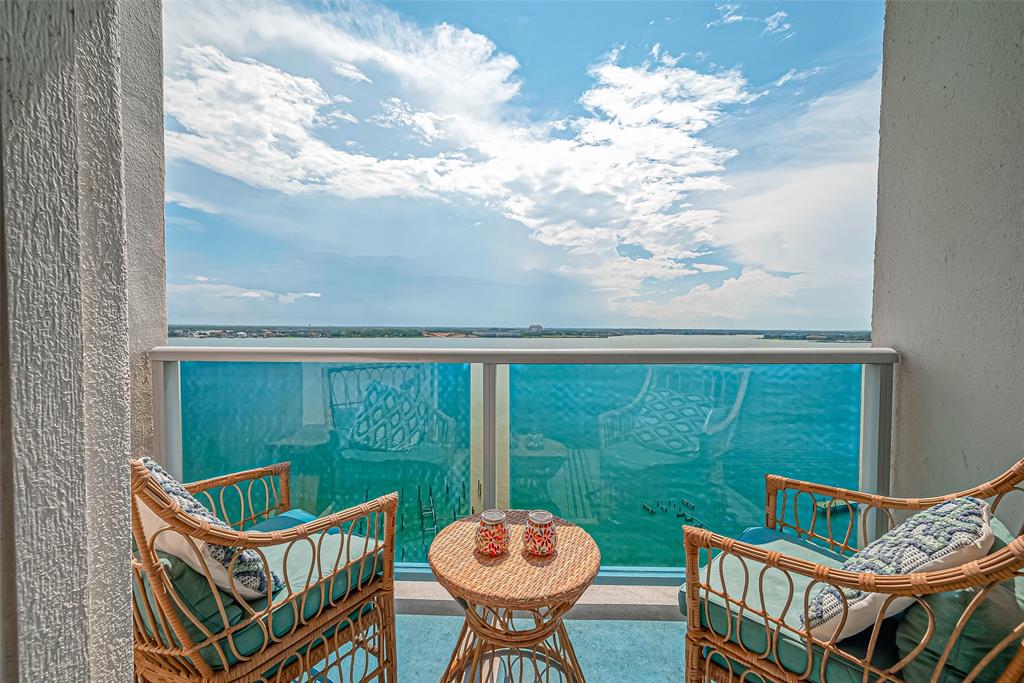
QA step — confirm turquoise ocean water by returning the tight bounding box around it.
[176,336,862,568]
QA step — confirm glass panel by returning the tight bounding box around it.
[508,364,862,568]
[180,361,471,563]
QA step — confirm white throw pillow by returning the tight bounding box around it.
[802,497,994,641]
[137,458,283,600]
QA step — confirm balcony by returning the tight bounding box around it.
[145,344,898,680]
[4,0,1024,679]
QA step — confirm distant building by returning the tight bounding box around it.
[529,324,543,332]
[473,330,521,337]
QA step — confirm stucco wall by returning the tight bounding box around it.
[119,0,167,459]
[1,4,92,678]
[873,2,1024,502]
[0,0,157,679]
[77,2,136,679]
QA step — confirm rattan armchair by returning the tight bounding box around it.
[130,459,397,682]
[683,458,1024,683]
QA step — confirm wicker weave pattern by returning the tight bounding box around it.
[131,459,398,682]
[683,458,1024,683]
[430,511,600,682]
[429,510,600,610]
[185,462,290,531]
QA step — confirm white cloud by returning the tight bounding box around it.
[692,262,729,273]
[169,282,321,304]
[166,190,222,214]
[163,19,755,306]
[162,1,879,327]
[163,0,521,122]
[774,66,826,87]
[372,98,451,143]
[705,4,747,28]
[705,4,795,40]
[165,45,458,200]
[627,269,808,323]
[762,11,791,36]
[625,73,882,327]
[331,60,371,83]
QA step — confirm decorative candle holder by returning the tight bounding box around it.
[476,509,509,557]
[523,510,557,557]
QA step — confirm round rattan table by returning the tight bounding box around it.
[428,510,601,683]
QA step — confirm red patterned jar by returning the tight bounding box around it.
[523,510,557,557]
[476,509,509,557]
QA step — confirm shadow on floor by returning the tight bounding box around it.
[396,614,684,681]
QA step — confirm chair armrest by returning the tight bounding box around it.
[765,463,1024,553]
[768,458,1024,518]
[686,525,1024,593]
[185,461,291,497]
[767,473,939,513]
[185,462,291,529]
[177,491,399,550]
[237,492,398,549]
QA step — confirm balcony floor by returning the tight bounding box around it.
[396,614,684,682]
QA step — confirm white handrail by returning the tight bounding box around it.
[149,345,899,365]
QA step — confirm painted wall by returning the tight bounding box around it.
[0,0,160,679]
[873,2,1024,505]
[1,5,92,678]
[77,2,135,679]
[119,0,167,458]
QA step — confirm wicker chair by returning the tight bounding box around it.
[130,459,398,682]
[683,458,1024,683]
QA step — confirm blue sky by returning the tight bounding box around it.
[164,0,883,328]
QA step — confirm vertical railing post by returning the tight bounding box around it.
[860,362,894,540]
[151,359,183,479]
[481,363,497,510]
[470,363,507,513]
[495,365,510,509]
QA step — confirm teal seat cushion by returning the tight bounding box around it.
[137,511,382,669]
[681,526,899,683]
[677,527,847,614]
[895,515,1024,682]
[249,507,339,535]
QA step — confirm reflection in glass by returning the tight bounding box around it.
[180,361,471,563]
[509,364,862,567]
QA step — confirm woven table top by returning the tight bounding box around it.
[428,510,601,609]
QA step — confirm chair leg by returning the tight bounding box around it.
[685,635,706,683]
[379,590,398,681]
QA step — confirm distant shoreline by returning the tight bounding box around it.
[168,324,870,344]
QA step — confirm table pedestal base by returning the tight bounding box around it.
[440,606,585,683]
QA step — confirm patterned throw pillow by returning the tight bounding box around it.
[631,388,713,455]
[138,457,284,600]
[348,380,429,452]
[802,497,994,641]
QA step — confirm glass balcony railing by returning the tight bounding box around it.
[508,363,861,568]
[177,361,472,564]
[151,346,897,577]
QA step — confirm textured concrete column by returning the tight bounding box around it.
[119,0,167,459]
[0,0,158,679]
[873,2,1024,506]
